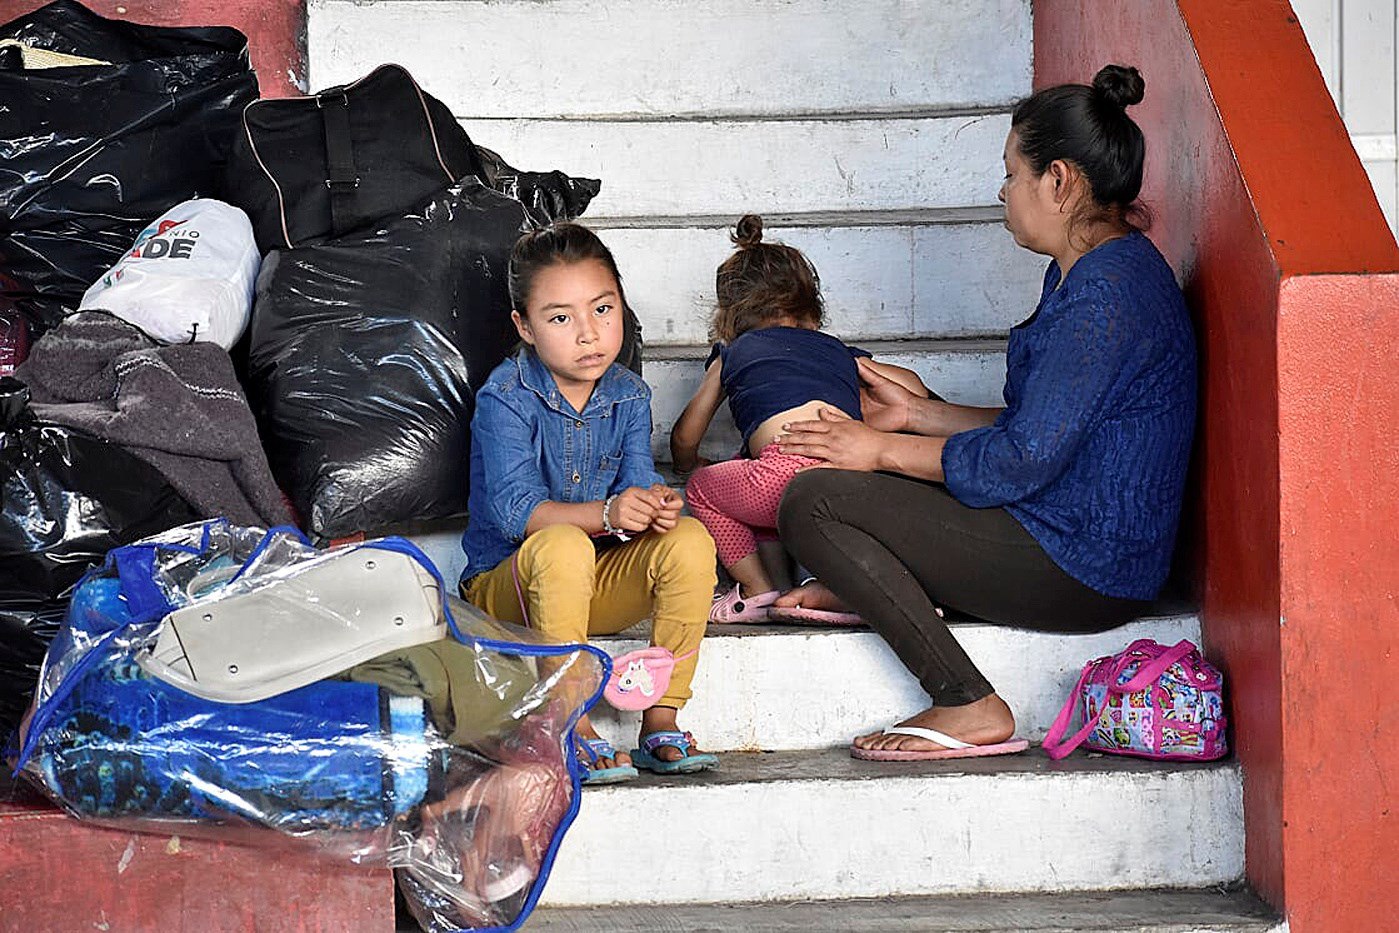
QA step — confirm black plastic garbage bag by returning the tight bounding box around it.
[247,178,640,539]
[0,0,258,333]
[246,181,526,539]
[0,376,199,739]
[475,145,602,232]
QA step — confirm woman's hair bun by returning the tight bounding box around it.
[731,214,764,249]
[1092,64,1145,109]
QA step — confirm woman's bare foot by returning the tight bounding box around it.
[639,705,705,763]
[772,580,848,611]
[575,714,631,770]
[852,694,1016,753]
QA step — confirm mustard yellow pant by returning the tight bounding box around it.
[462,518,716,709]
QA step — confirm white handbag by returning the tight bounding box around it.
[137,546,446,703]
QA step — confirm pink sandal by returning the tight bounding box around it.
[709,585,779,624]
[767,605,865,626]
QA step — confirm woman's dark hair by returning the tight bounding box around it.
[1011,64,1149,233]
[712,214,823,343]
[508,222,626,314]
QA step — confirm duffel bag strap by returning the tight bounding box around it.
[319,91,359,237]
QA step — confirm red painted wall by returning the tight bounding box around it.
[0,0,305,96]
[1276,272,1399,930]
[1036,2,1399,928]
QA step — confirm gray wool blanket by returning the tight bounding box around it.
[15,312,292,528]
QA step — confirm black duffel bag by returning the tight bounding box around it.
[228,62,601,251]
[227,62,496,251]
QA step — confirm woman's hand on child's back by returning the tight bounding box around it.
[780,407,889,473]
[857,357,920,433]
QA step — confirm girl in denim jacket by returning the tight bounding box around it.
[460,223,719,783]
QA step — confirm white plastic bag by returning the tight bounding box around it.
[80,199,260,348]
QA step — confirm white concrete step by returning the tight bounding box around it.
[644,339,1008,464]
[529,887,1281,932]
[307,0,1032,119]
[599,210,1047,345]
[587,613,1201,752]
[540,748,1244,906]
[391,518,1200,752]
[457,113,1010,218]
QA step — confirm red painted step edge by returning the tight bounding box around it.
[0,773,394,933]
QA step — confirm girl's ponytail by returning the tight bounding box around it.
[712,214,823,343]
[731,214,764,249]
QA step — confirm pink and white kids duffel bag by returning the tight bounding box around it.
[1042,638,1228,762]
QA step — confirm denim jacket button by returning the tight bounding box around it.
[572,471,581,484]
[575,420,584,428]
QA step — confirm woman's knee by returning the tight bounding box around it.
[778,469,847,534]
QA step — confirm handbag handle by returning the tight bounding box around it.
[1041,662,1099,760]
[1112,639,1197,693]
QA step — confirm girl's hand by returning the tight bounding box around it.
[778,407,890,472]
[647,484,683,534]
[610,486,661,533]
[857,357,919,433]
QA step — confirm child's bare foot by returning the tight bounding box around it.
[575,714,631,771]
[726,553,775,599]
[636,705,715,768]
[772,580,848,612]
[852,694,1016,753]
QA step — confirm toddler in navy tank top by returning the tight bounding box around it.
[671,215,927,623]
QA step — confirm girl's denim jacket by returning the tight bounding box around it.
[460,348,663,583]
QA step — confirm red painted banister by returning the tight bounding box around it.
[1035,4,1399,931]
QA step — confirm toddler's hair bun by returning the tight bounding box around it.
[731,214,764,249]
[1092,64,1145,109]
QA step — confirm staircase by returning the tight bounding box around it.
[307,2,1270,928]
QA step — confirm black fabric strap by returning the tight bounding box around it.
[319,92,357,237]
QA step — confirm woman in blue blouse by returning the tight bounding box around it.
[774,64,1197,760]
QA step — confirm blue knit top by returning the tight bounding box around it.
[941,232,1197,600]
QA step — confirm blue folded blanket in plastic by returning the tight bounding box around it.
[26,564,430,832]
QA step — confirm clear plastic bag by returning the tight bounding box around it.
[9,520,606,932]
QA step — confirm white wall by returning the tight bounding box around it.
[1293,0,1399,230]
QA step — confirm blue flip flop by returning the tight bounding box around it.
[576,736,638,785]
[631,730,720,775]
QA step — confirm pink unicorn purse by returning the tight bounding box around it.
[603,646,698,711]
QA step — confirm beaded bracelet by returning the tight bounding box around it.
[602,493,622,536]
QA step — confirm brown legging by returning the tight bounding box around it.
[777,469,1147,706]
